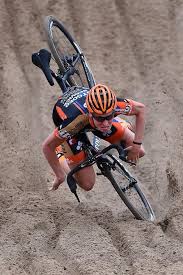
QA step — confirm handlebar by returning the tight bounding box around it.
[100,144,127,161]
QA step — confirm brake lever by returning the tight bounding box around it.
[119,153,136,166]
[118,147,136,166]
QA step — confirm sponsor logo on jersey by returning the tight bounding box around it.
[68,137,77,145]
[58,129,71,139]
[60,88,89,107]
[76,141,83,151]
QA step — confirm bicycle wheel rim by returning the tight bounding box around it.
[44,16,95,88]
[106,154,156,221]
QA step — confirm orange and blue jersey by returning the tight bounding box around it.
[52,86,133,164]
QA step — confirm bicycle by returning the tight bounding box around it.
[32,16,156,222]
[32,16,95,90]
[66,131,155,222]
[32,15,99,150]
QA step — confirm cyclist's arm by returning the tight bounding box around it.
[42,132,66,181]
[117,98,145,143]
[127,99,145,144]
[42,114,89,180]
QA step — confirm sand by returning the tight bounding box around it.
[1,1,183,274]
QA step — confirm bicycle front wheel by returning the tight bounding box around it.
[105,154,156,221]
[44,16,95,88]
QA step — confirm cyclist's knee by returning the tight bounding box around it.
[78,179,95,191]
[73,166,95,191]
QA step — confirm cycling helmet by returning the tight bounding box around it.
[86,84,117,115]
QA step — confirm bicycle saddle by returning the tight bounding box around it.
[32,48,54,86]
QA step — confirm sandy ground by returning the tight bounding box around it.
[1,0,183,274]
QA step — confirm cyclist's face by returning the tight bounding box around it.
[92,112,114,132]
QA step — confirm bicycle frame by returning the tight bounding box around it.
[66,136,129,202]
[49,49,95,94]
[32,48,95,94]
[66,136,155,222]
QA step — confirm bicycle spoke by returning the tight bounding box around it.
[106,154,155,221]
[44,16,92,88]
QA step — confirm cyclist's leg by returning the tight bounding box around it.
[69,163,96,191]
[56,139,96,191]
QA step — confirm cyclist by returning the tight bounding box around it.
[42,84,145,191]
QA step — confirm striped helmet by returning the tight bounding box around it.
[86,84,117,115]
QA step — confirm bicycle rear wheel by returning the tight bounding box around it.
[44,15,95,88]
[105,154,155,221]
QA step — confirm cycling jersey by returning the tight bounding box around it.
[52,86,133,164]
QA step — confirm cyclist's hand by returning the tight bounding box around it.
[49,176,65,191]
[125,144,141,164]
